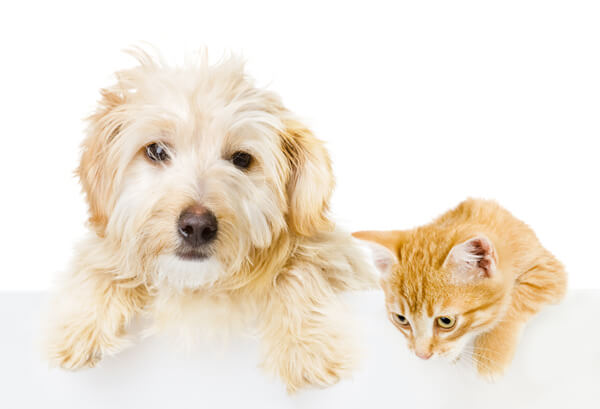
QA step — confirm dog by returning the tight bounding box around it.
[44,48,377,392]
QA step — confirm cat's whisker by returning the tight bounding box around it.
[471,352,502,373]
[463,345,501,355]
[458,349,480,366]
[364,199,567,383]
[454,356,477,376]
[459,346,502,375]
[458,354,481,371]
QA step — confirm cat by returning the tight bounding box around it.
[353,198,567,378]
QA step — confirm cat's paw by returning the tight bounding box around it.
[473,336,514,381]
[476,359,507,381]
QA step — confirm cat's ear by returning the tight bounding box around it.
[352,230,403,275]
[443,235,497,281]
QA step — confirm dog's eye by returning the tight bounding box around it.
[145,143,169,162]
[231,151,252,169]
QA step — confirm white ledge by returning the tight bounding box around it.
[2,290,599,408]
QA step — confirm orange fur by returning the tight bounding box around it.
[354,198,567,378]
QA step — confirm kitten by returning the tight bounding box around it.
[353,198,567,378]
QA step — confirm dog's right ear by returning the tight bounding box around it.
[77,88,126,235]
[352,230,404,275]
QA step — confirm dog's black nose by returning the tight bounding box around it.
[177,205,218,247]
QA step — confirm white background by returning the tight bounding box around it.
[1,0,599,291]
[1,3,599,408]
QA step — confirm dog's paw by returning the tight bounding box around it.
[45,321,125,370]
[265,339,356,393]
[287,351,351,393]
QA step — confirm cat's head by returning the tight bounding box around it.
[354,230,510,362]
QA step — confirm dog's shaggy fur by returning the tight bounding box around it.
[44,49,377,392]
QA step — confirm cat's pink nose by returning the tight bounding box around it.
[416,351,432,360]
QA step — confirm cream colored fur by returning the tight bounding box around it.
[44,48,377,392]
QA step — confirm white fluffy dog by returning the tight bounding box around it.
[45,49,376,392]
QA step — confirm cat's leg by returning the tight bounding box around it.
[45,244,150,369]
[512,251,567,318]
[258,266,358,393]
[475,252,567,377]
[473,316,525,378]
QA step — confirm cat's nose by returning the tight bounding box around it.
[415,351,432,360]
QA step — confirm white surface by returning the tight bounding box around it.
[1,1,600,291]
[3,291,599,408]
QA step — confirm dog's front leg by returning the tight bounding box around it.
[259,267,358,393]
[45,242,150,369]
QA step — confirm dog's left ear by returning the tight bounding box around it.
[281,119,334,236]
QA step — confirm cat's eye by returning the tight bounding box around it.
[231,151,253,169]
[436,316,456,329]
[392,313,410,326]
[145,143,169,162]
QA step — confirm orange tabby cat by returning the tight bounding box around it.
[354,198,567,378]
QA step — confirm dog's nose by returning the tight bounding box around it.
[177,205,218,247]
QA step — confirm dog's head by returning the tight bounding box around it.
[78,49,334,289]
